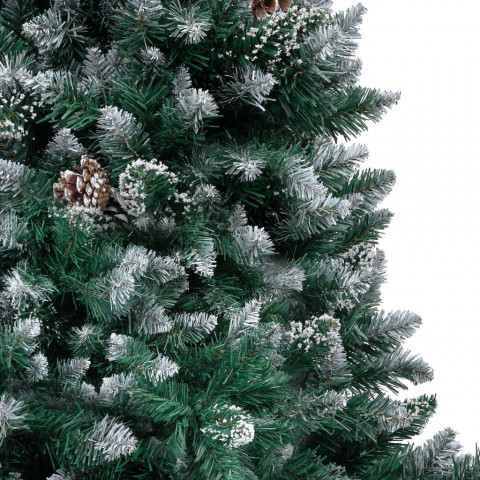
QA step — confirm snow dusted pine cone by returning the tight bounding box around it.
[251,0,292,18]
[53,155,113,210]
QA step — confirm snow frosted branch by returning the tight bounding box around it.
[176,89,219,133]
[2,268,55,309]
[219,67,277,111]
[165,1,212,45]
[0,394,28,446]
[86,415,138,462]
[226,299,262,342]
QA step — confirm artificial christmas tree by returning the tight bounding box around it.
[0,0,478,479]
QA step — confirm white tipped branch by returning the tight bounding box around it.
[44,128,86,166]
[58,357,91,388]
[97,105,150,162]
[79,46,119,93]
[314,140,368,184]
[175,311,218,336]
[98,373,136,406]
[22,8,87,55]
[275,152,330,202]
[0,211,29,253]
[147,254,186,283]
[226,299,262,342]
[403,428,462,478]
[135,302,173,334]
[261,260,306,295]
[3,314,41,370]
[165,1,212,45]
[92,267,136,315]
[106,333,179,384]
[376,400,414,434]
[224,146,266,182]
[25,352,49,383]
[228,203,248,232]
[86,415,138,463]
[357,347,434,391]
[0,394,28,446]
[185,236,218,278]
[2,269,55,309]
[219,67,277,111]
[231,226,275,265]
[106,333,131,362]
[46,469,75,480]
[98,106,139,141]
[335,3,367,44]
[0,159,28,197]
[308,256,375,310]
[278,194,351,241]
[68,324,103,354]
[315,390,347,415]
[141,46,166,67]
[367,310,422,344]
[172,67,192,95]
[107,244,185,283]
[303,25,345,73]
[146,355,180,383]
[176,88,219,134]
[0,52,35,92]
[10,314,41,355]
[314,322,351,383]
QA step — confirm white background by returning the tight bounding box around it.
[332,0,480,454]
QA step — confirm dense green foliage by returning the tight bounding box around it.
[0,0,478,479]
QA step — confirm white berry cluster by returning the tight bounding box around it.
[170,183,220,216]
[243,7,323,68]
[119,158,178,217]
[201,403,255,449]
[0,90,37,142]
[51,202,125,234]
[50,204,103,234]
[172,191,194,215]
[286,314,340,352]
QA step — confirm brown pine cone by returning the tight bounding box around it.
[278,0,292,12]
[103,194,130,227]
[251,0,291,18]
[53,155,113,210]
